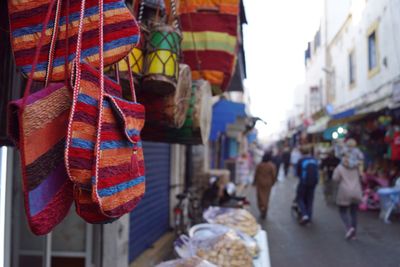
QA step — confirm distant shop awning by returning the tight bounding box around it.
[328,108,365,127]
[307,116,330,134]
[332,108,356,120]
[328,114,366,127]
[210,99,246,141]
[328,97,391,127]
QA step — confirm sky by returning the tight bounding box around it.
[243,0,323,141]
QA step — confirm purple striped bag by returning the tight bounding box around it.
[8,84,74,235]
[7,0,73,235]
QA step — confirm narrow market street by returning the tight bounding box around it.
[2,0,400,266]
[246,175,400,267]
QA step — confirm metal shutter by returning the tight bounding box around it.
[129,142,171,262]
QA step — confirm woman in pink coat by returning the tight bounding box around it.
[332,154,363,240]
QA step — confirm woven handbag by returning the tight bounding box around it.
[7,0,73,235]
[70,64,126,223]
[65,0,146,222]
[8,0,140,81]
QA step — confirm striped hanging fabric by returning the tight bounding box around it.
[176,0,240,95]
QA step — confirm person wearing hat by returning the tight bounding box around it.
[295,145,319,224]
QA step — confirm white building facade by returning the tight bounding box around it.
[326,0,400,113]
[288,0,400,134]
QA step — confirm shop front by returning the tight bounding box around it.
[129,142,171,263]
[323,102,400,216]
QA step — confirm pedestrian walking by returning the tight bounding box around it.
[282,145,291,177]
[333,153,363,240]
[296,145,319,224]
[253,152,277,219]
[290,145,302,177]
[320,149,341,204]
[272,147,282,177]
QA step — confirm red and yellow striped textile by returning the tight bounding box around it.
[177,0,239,95]
[173,0,239,15]
[8,0,140,81]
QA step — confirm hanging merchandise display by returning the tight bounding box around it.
[139,64,192,129]
[385,124,400,161]
[142,79,212,145]
[178,0,240,95]
[65,0,146,222]
[8,0,140,81]
[105,0,149,86]
[8,0,145,234]
[7,0,73,235]
[142,0,182,94]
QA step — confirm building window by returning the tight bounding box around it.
[314,28,321,53]
[368,32,377,70]
[349,51,356,86]
[310,86,321,114]
[367,22,380,78]
[304,42,311,66]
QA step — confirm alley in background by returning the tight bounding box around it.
[247,176,400,267]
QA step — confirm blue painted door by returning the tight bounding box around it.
[129,142,171,262]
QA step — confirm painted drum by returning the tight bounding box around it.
[141,79,212,145]
[139,64,192,128]
[142,24,182,94]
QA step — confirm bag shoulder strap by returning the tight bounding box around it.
[21,0,58,107]
[44,0,62,86]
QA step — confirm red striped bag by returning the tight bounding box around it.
[68,63,126,223]
[65,0,146,222]
[8,0,140,81]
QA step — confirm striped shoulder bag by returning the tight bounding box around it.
[65,0,146,222]
[7,0,73,235]
[8,0,140,81]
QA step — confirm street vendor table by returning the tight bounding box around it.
[253,230,271,267]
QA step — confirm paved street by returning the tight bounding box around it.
[247,175,400,267]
